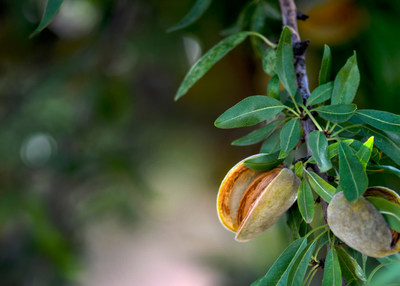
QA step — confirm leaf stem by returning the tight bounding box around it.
[328,123,338,134]
[302,265,319,286]
[284,105,300,117]
[305,266,319,286]
[247,31,277,48]
[330,124,363,137]
[325,121,331,131]
[302,108,324,132]
[290,95,302,114]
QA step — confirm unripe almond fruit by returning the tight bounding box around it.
[328,188,400,257]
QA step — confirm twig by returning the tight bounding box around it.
[278,1,334,279]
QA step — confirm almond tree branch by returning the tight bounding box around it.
[279,0,332,257]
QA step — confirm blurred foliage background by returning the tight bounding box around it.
[0,0,400,285]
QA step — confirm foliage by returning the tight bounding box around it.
[172,0,400,285]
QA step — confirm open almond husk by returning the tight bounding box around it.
[217,156,300,242]
[328,187,400,257]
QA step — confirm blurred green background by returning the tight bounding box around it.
[1,0,400,285]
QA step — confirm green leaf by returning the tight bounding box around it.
[307,130,332,172]
[335,246,367,285]
[294,161,304,178]
[356,136,374,169]
[369,262,400,286]
[338,142,368,202]
[286,205,303,239]
[368,164,400,179]
[215,96,284,129]
[280,119,301,153]
[365,197,400,232]
[297,179,314,223]
[262,48,277,76]
[306,82,333,106]
[287,240,317,286]
[304,170,336,203]
[319,45,332,85]
[307,139,354,164]
[322,248,342,286]
[30,0,64,38]
[244,152,283,171]
[175,32,250,100]
[260,127,281,153]
[256,238,308,286]
[347,139,379,164]
[314,104,357,123]
[267,75,280,99]
[331,53,360,104]
[167,0,212,32]
[355,109,400,133]
[276,26,296,97]
[231,121,281,146]
[362,127,400,166]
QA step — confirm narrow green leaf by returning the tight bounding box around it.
[338,142,368,202]
[297,179,314,223]
[304,170,336,203]
[286,205,303,239]
[280,119,301,153]
[262,48,277,76]
[276,26,297,97]
[356,136,374,169]
[287,240,317,286]
[260,127,281,153]
[322,248,342,286]
[362,127,400,166]
[215,95,284,129]
[294,161,304,178]
[307,139,354,164]
[175,32,249,100]
[244,152,283,171]
[331,53,360,104]
[267,75,280,99]
[231,121,281,146]
[368,164,400,179]
[314,104,357,123]
[335,246,367,285]
[365,197,400,232]
[167,0,212,32]
[307,82,333,106]
[256,238,308,286]
[307,130,332,172]
[319,45,332,85]
[369,262,400,286]
[30,0,64,38]
[355,110,400,133]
